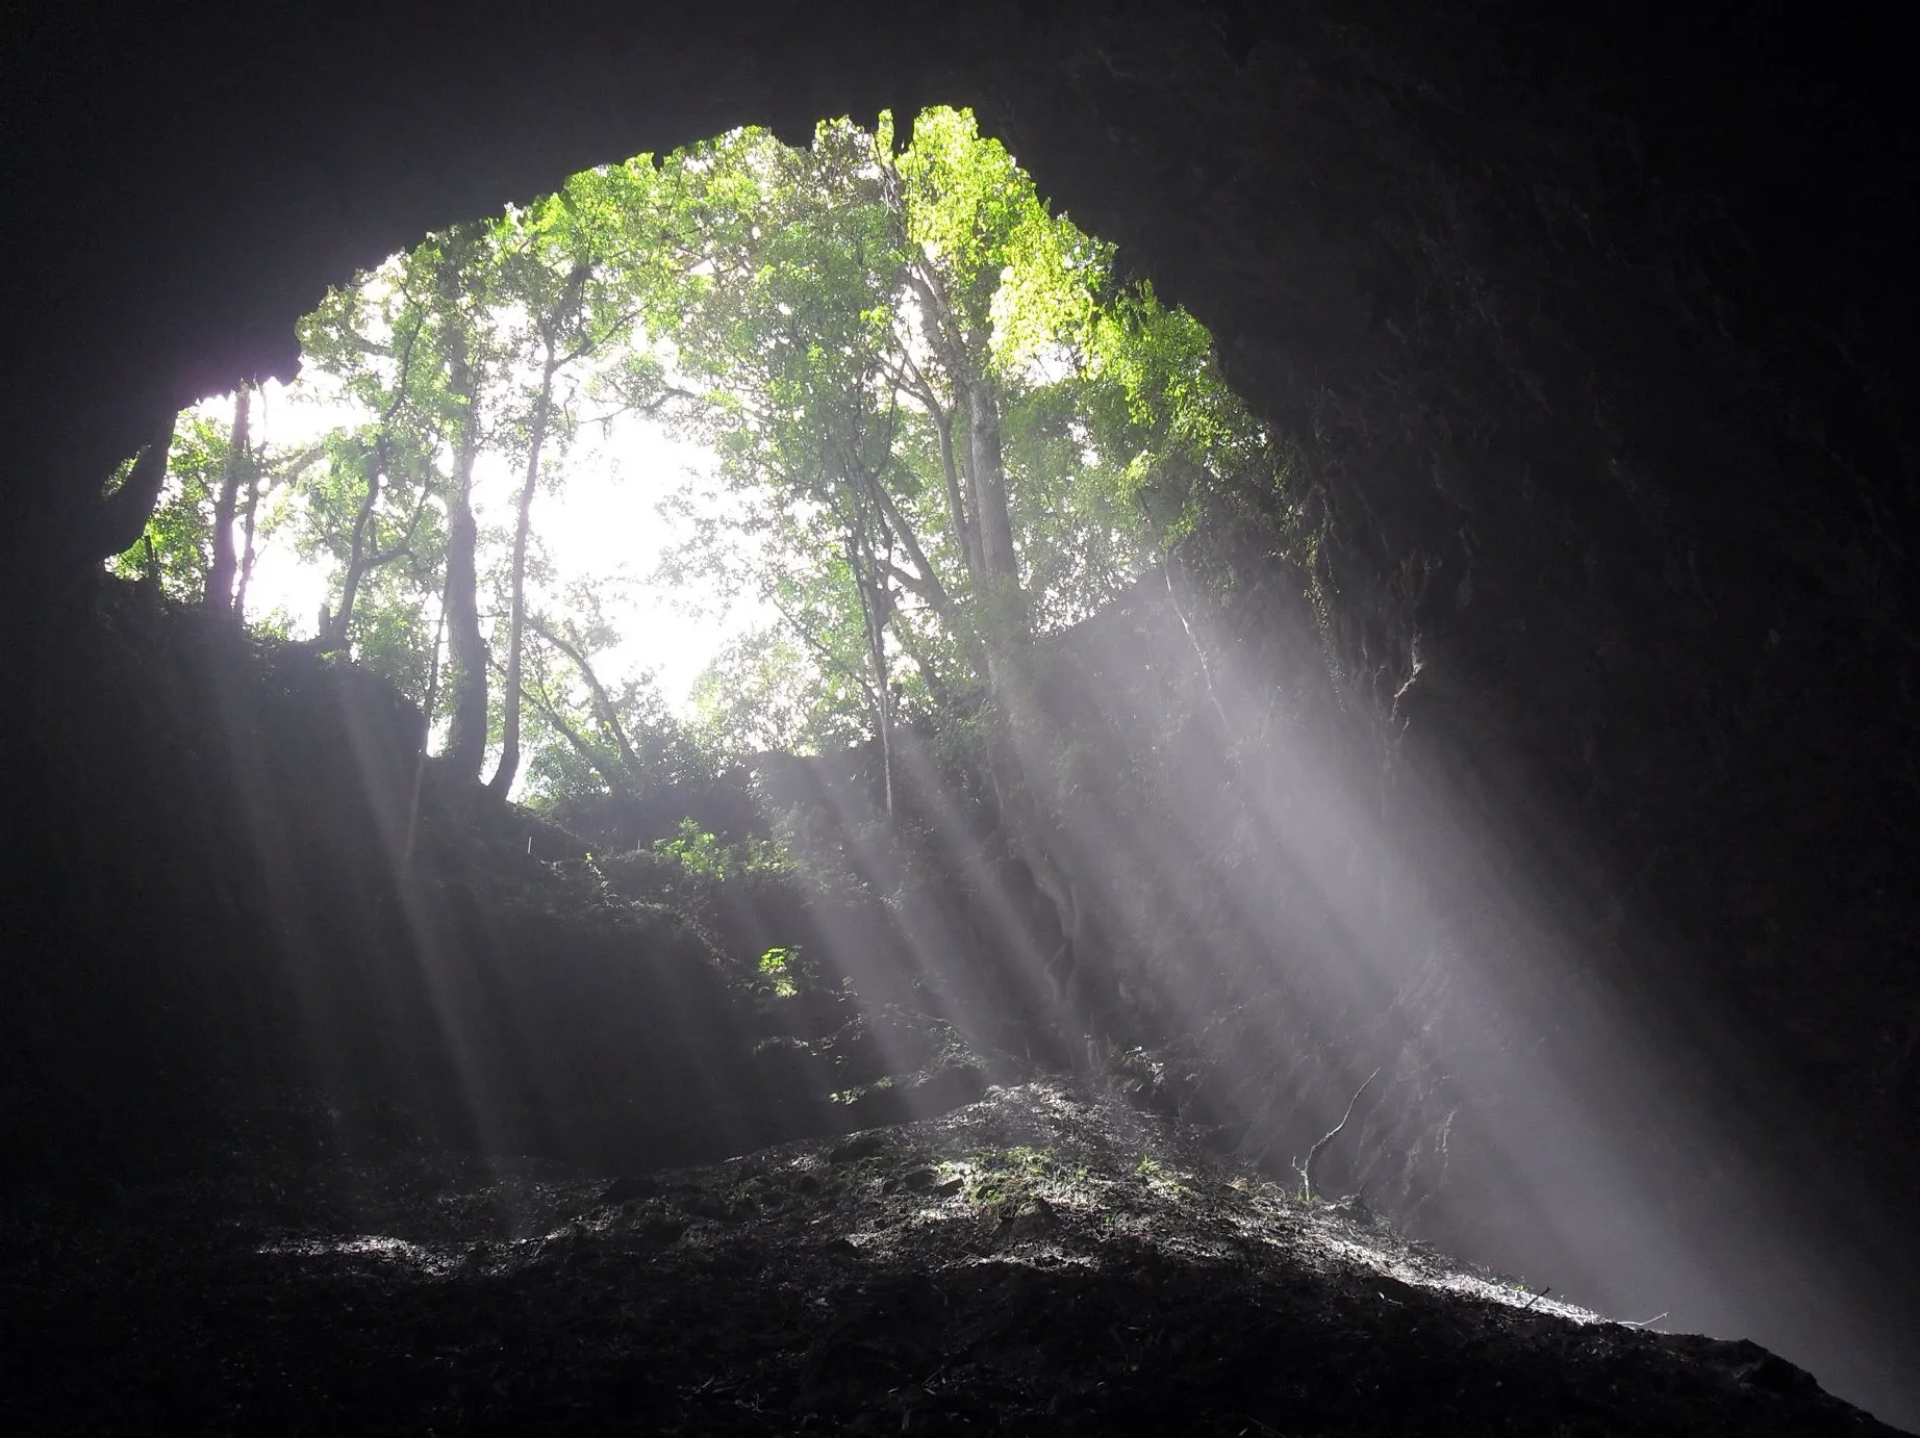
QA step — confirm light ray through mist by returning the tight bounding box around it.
[1015,559,1909,1415]
[190,377,759,726]
[132,111,1916,1428]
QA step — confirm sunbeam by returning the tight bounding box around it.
[10,56,1916,1434]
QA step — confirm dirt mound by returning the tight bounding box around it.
[2,1081,1900,1435]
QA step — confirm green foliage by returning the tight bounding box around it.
[284,251,460,667]
[165,103,1283,803]
[349,592,436,704]
[109,415,224,601]
[634,107,1280,749]
[651,818,795,882]
[1078,285,1283,542]
[689,626,871,760]
[758,945,802,998]
[952,1144,1095,1211]
[514,583,717,806]
[107,394,320,623]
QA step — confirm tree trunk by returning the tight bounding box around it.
[204,383,250,618]
[323,437,385,650]
[902,261,986,585]
[955,366,1090,1056]
[231,436,266,621]
[402,595,451,869]
[847,523,894,818]
[934,401,983,582]
[897,213,1093,1053]
[441,336,490,779]
[486,344,558,798]
[965,373,1018,592]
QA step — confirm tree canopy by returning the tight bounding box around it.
[109,106,1286,814]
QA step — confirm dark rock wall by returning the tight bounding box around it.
[3,0,1915,1421]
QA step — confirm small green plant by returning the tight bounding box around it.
[653,819,735,878]
[1135,1151,1190,1197]
[652,817,796,881]
[759,945,801,998]
[963,1146,1059,1208]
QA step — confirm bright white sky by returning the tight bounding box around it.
[227,372,761,717]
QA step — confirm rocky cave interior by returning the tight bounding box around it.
[2,1,1916,1432]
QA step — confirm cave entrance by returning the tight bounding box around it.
[90,106,1810,1383]
[101,100,1309,1120]
[20,22,1915,1423]
[114,105,1279,816]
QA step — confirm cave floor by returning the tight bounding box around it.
[0,1080,1898,1435]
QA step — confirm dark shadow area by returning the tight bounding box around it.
[7,1082,1904,1435]
[3,0,1916,1430]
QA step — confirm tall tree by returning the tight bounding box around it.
[109,401,319,622]
[633,109,1280,1028]
[427,227,497,780]
[484,189,648,798]
[293,258,443,666]
[203,382,251,618]
[230,418,275,620]
[643,122,939,804]
[643,115,1121,948]
[237,105,1273,856]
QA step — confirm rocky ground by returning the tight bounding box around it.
[1,1080,1902,1436]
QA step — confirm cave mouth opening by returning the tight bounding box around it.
[86,101,1341,1195]
[49,90,1917,1429]
[115,104,1280,804]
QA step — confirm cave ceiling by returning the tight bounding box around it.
[3,1,1917,1416]
[5,0,1915,1190]
[4,1,1908,524]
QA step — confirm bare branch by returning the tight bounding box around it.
[1296,1068,1383,1203]
[528,614,645,776]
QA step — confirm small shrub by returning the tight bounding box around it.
[759,945,802,998]
[652,817,795,881]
